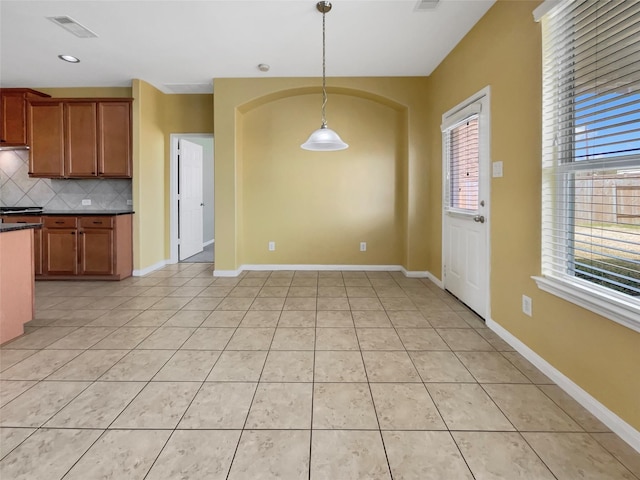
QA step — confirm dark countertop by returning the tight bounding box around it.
[1,210,134,216]
[0,223,42,233]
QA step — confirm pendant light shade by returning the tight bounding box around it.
[301,1,348,152]
[301,124,348,151]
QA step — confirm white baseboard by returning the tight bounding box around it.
[203,239,215,247]
[213,269,243,277]
[487,318,640,453]
[425,271,444,288]
[213,264,432,278]
[132,260,169,277]
[401,268,430,278]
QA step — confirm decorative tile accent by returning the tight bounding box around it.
[0,150,131,210]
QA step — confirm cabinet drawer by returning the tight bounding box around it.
[2,216,42,224]
[79,216,114,229]
[44,216,77,228]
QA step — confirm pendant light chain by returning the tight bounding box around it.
[300,1,348,151]
[321,7,327,127]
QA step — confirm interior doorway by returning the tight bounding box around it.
[441,87,491,319]
[169,134,214,264]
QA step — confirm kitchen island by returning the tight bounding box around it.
[0,222,41,344]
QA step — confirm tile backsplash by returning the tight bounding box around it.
[0,149,132,210]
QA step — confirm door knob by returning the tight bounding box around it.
[473,215,485,223]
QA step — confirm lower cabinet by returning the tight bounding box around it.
[43,216,78,275]
[41,214,132,280]
[78,217,114,276]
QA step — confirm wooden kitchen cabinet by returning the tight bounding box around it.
[98,102,132,177]
[27,100,65,177]
[65,102,98,177]
[43,217,78,275]
[27,98,132,178]
[0,88,50,146]
[40,214,132,280]
[79,217,114,275]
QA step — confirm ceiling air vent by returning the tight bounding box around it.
[415,0,440,10]
[47,16,98,38]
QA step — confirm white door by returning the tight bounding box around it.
[442,89,490,318]
[179,139,204,261]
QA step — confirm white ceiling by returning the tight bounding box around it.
[0,0,495,94]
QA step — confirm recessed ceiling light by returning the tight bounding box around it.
[258,64,270,72]
[58,55,80,63]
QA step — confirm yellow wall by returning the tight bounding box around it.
[131,81,213,270]
[425,0,639,429]
[213,77,429,271]
[132,80,165,270]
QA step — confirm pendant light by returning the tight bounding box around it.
[301,1,349,151]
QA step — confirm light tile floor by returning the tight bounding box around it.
[1,264,639,479]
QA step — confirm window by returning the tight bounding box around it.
[445,115,480,213]
[534,0,640,331]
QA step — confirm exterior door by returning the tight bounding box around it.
[442,88,491,318]
[179,139,204,260]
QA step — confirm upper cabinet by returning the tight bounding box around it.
[28,100,65,176]
[27,98,133,178]
[98,102,132,178]
[0,88,50,146]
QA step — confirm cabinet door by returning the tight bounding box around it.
[28,101,65,177]
[1,91,28,145]
[65,102,98,177]
[79,228,114,275]
[44,228,78,275]
[98,101,132,178]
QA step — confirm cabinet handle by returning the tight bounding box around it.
[55,221,64,224]
[93,221,102,225]
[71,231,75,235]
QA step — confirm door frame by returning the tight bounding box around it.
[441,86,491,319]
[169,133,214,264]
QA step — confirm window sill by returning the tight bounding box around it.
[533,276,640,334]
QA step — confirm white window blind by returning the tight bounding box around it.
[445,115,480,213]
[537,0,640,327]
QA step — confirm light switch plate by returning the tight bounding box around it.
[82,199,91,206]
[492,161,503,178]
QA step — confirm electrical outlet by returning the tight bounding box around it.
[126,200,133,206]
[360,242,367,252]
[81,199,91,206]
[522,295,532,317]
[268,241,276,251]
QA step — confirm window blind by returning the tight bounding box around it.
[445,115,480,213]
[540,0,640,299]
